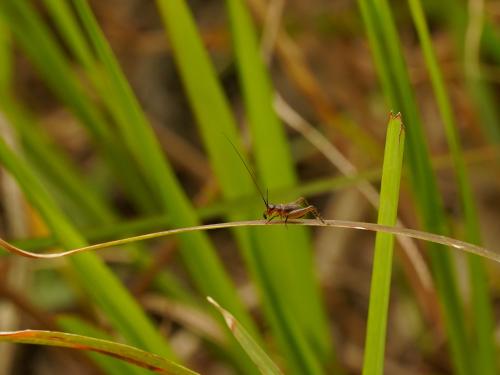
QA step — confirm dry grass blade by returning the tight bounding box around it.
[0,219,497,262]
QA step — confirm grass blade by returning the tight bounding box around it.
[208,297,283,375]
[0,136,174,360]
[362,114,405,375]
[0,16,11,91]
[68,1,259,371]
[433,0,500,148]
[407,1,495,373]
[0,94,111,223]
[2,219,499,266]
[0,330,197,375]
[156,0,329,372]
[58,316,142,375]
[225,0,332,370]
[0,90,199,312]
[0,0,156,213]
[356,1,472,374]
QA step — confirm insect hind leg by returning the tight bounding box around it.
[284,205,325,224]
[291,197,309,207]
[309,206,325,224]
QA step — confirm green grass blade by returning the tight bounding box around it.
[1,91,199,311]
[208,297,283,375]
[58,315,142,375]
[41,0,94,69]
[407,1,495,373]
[154,0,284,370]
[72,0,249,323]
[68,1,259,372]
[431,0,500,147]
[356,1,472,374]
[0,136,174,361]
[8,0,202,316]
[0,330,196,375]
[0,12,173,373]
[0,95,112,223]
[151,0,257,207]
[362,114,405,375]
[0,0,156,213]
[225,0,332,369]
[0,16,11,91]
[156,0,329,372]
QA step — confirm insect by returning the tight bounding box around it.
[226,136,325,224]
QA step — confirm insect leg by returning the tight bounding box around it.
[290,197,309,207]
[309,206,326,224]
[265,212,279,224]
[284,205,325,224]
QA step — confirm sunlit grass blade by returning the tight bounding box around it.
[407,1,495,373]
[225,0,332,370]
[0,136,174,361]
[208,297,283,375]
[0,330,197,375]
[362,114,405,375]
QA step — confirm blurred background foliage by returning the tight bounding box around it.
[0,0,498,374]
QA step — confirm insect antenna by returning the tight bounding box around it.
[224,134,269,208]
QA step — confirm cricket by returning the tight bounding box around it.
[226,136,325,224]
